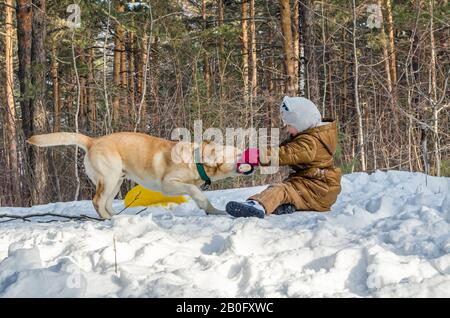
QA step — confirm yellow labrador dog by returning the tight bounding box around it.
[28,132,245,219]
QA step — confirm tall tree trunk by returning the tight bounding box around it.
[16,0,33,139]
[377,0,400,141]
[202,0,212,99]
[250,0,257,99]
[113,2,125,123]
[31,0,48,204]
[78,47,87,132]
[49,37,62,203]
[405,56,414,172]
[341,28,348,122]
[352,0,366,171]
[135,22,148,131]
[241,0,249,103]
[49,38,62,202]
[87,46,97,132]
[151,36,160,135]
[128,27,136,123]
[71,33,82,202]
[120,32,128,111]
[129,39,136,119]
[429,0,440,176]
[51,39,61,132]
[266,22,274,94]
[279,0,297,96]
[293,0,300,92]
[328,60,335,119]
[5,0,20,205]
[320,1,327,116]
[217,0,225,100]
[383,0,400,166]
[66,80,73,127]
[299,0,318,102]
[297,1,306,95]
[385,0,397,84]
[377,0,394,108]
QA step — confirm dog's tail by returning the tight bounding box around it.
[27,132,93,152]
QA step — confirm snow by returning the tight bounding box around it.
[0,170,449,298]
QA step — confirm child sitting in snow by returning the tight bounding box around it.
[227,96,342,218]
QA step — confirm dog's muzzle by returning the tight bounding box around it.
[236,163,255,175]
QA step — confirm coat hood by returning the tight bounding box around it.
[302,119,338,156]
[280,96,323,132]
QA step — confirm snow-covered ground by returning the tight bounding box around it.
[0,170,449,297]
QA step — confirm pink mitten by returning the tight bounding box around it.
[238,148,259,165]
[236,148,260,175]
[239,148,260,165]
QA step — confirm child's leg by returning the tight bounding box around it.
[249,181,307,215]
[226,180,308,218]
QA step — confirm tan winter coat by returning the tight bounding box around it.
[250,119,342,213]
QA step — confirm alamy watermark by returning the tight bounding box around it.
[66,4,81,29]
[66,263,82,289]
[366,4,382,29]
[170,120,280,175]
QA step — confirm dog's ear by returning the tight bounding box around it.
[203,136,215,144]
[171,141,195,164]
[202,139,213,146]
[202,142,218,166]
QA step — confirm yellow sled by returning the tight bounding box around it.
[124,185,188,208]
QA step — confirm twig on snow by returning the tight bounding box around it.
[0,213,104,224]
[116,191,142,215]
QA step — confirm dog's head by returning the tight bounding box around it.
[171,140,251,180]
[200,141,244,180]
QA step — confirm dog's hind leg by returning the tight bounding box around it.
[92,175,123,219]
[84,155,110,218]
[93,179,111,219]
[105,177,124,216]
[89,150,123,219]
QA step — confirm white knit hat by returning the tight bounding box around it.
[280,96,322,132]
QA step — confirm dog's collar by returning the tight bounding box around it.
[194,147,211,191]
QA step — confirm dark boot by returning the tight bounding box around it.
[273,204,296,215]
[226,201,265,218]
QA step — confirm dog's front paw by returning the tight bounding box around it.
[206,209,227,216]
[205,204,227,215]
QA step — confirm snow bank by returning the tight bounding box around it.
[0,171,449,297]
